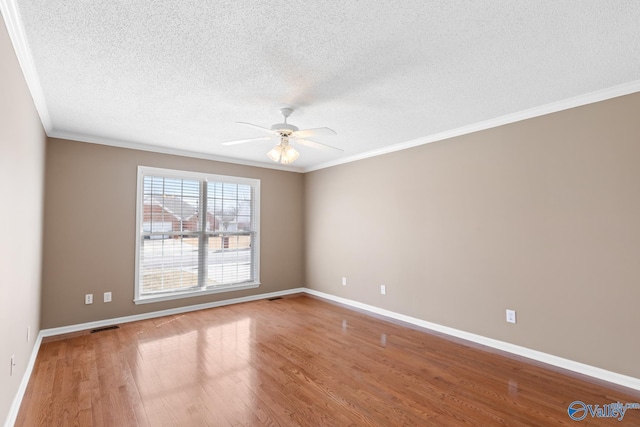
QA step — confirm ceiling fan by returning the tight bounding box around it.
[222,108,342,164]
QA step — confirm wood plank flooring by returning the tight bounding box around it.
[16,295,640,426]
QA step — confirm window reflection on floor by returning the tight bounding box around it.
[133,317,254,408]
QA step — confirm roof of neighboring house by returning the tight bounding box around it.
[144,195,199,221]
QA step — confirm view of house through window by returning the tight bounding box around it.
[135,167,260,303]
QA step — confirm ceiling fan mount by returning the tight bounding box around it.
[270,108,299,134]
[221,107,343,165]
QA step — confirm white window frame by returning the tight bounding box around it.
[134,166,260,304]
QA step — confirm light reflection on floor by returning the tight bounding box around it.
[133,316,254,422]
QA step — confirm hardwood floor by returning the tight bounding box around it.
[16,295,640,426]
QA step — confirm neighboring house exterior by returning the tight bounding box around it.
[142,195,251,249]
[143,195,218,235]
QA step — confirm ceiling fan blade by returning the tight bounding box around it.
[221,136,275,146]
[236,122,278,134]
[292,127,337,138]
[295,138,343,152]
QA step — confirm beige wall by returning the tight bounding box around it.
[305,92,640,379]
[0,15,45,425]
[41,138,305,328]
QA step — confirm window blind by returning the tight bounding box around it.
[135,167,260,303]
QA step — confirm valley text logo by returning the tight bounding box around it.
[567,400,640,421]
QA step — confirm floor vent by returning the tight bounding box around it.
[90,325,120,334]
[267,297,283,301]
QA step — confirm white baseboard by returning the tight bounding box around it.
[3,333,43,427]
[7,285,638,427]
[303,288,640,392]
[40,288,305,337]
[4,287,304,427]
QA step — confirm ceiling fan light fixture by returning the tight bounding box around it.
[267,144,283,162]
[281,145,299,164]
[267,143,299,164]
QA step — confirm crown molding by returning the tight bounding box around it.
[1,2,301,173]
[304,80,640,173]
[46,80,640,175]
[4,1,640,175]
[0,0,53,132]
[48,129,304,173]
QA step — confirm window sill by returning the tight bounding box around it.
[134,282,260,305]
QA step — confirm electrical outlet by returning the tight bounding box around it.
[380,285,386,295]
[104,292,112,303]
[342,277,347,286]
[85,294,93,305]
[506,309,517,324]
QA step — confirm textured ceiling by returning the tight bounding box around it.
[4,1,640,171]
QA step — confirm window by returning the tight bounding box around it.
[135,166,260,304]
